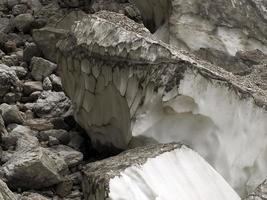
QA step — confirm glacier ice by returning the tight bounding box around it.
[109,145,241,200]
[132,70,267,196]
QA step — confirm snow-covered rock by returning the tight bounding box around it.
[82,143,240,200]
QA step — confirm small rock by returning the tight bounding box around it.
[23,81,43,95]
[3,92,21,103]
[38,129,70,145]
[55,177,73,197]
[49,74,62,91]
[10,66,28,79]
[4,40,17,53]
[23,42,42,63]
[14,13,34,33]
[24,118,54,131]
[0,103,24,125]
[2,55,20,66]
[0,18,14,33]
[30,57,57,81]
[48,136,60,146]
[12,4,28,16]
[25,91,71,118]
[49,145,83,167]
[43,77,52,90]
[0,49,5,58]
[0,64,21,98]
[68,172,82,185]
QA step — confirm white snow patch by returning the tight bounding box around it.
[109,145,241,200]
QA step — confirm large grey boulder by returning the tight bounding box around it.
[1,147,68,189]
[14,13,34,33]
[57,11,267,196]
[0,179,17,200]
[82,143,240,200]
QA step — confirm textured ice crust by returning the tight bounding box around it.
[109,145,241,200]
[132,70,267,195]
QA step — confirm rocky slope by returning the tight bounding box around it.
[0,0,266,199]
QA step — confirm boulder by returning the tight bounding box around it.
[23,81,43,95]
[49,145,83,167]
[14,13,34,33]
[0,104,24,125]
[1,147,68,189]
[30,57,57,81]
[0,64,21,99]
[82,143,240,200]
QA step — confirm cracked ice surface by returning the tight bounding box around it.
[108,145,241,200]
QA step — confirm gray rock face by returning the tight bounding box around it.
[30,57,57,81]
[0,179,17,200]
[1,147,67,189]
[0,64,21,99]
[57,11,267,196]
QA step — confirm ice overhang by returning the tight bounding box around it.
[57,11,267,196]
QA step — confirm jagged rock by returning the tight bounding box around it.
[33,27,67,62]
[49,74,62,91]
[82,143,240,200]
[3,92,21,104]
[30,57,57,81]
[0,104,24,125]
[25,91,71,118]
[57,11,267,195]
[3,125,39,151]
[49,145,83,167]
[23,42,42,63]
[43,77,52,90]
[10,66,28,79]
[37,129,70,144]
[23,81,43,95]
[1,147,68,190]
[0,179,17,200]
[12,4,28,16]
[14,13,34,33]
[0,64,21,99]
